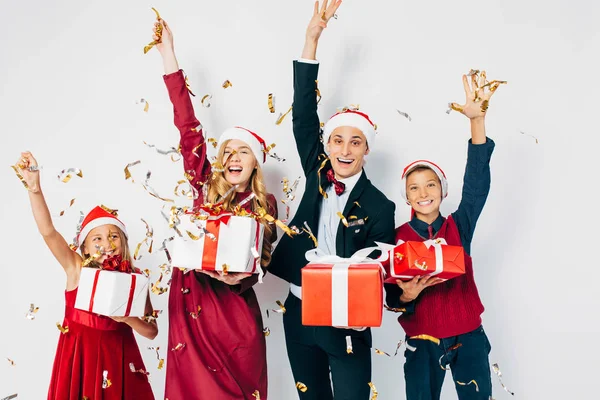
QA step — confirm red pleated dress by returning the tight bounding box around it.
[47,288,155,400]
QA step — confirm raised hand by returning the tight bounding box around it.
[450,70,505,120]
[14,151,41,193]
[305,0,342,43]
[396,275,444,302]
[153,19,174,56]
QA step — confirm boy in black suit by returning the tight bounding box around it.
[269,1,395,399]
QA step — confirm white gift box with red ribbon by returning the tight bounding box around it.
[74,268,150,317]
[169,214,264,275]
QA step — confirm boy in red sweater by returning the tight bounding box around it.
[385,71,502,400]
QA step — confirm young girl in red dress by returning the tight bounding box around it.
[16,151,157,400]
[150,18,278,400]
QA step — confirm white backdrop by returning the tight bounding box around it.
[1,0,598,399]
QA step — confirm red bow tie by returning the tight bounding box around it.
[326,169,345,196]
[101,255,132,273]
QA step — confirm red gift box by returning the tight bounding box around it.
[385,239,465,283]
[301,248,385,327]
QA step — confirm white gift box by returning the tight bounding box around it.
[75,268,149,317]
[169,214,264,273]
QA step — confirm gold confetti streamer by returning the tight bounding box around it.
[10,165,32,191]
[301,221,318,248]
[57,198,76,217]
[374,348,390,357]
[275,106,293,125]
[25,304,39,320]
[492,363,515,395]
[397,109,412,121]
[315,80,322,105]
[143,310,162,322]
[439,343,462,370]
[151,273,169,295]
[368,382,378,400]
[189,305,202,319]
[124,160,141,180]
[136,98,150,112]
[263,143,286,162]
[133,218,154,260]
[384,304,406,313]
[6,358,15,366]
[252,390,261,399]
[336,212,350,228]
[346,336,353,354]
[57,168,83,183]
[207,138,218,148]
[222,79,233,88]
[221,264,229,275]
[268,93,275,113]
[520,131,539,144]
[271,300,286,314]
[102,370,111,389]
[171,343,186,351]
[143,7,162,54]
[263,327,270,337]
[409,334,440,345]
[81,247,103,268]
[129,362,150,376]
[158,359,165,370]
[184,74,196,97]
[456,380,479,392]
[256,207,297,238]
[201,94,212,108]
[295,382,308,393]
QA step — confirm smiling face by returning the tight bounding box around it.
[405,167,443,224]
[221,139,258,191]
[326,126,370,179]
[81,224,123,263]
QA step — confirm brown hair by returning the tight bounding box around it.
[207,140,275,267]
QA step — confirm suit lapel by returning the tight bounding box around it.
[335,171,369,256]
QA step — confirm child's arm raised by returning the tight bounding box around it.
[18,152,81,280]
[450,72,499,253]
[154,19,211,204]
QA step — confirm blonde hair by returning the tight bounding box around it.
[207,140,274,267]
[80,227,132,269]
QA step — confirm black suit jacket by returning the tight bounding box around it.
[270,61,396,286]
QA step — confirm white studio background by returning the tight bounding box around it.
[0,0,598,399]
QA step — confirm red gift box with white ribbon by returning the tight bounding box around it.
[301,247,386,327]
[384,239,466,283]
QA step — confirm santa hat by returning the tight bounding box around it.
[399,160,448,202]
[322,110,377,155]
[217,126,267,164]
[77,206,128,246]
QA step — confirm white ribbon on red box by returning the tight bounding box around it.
[382,238,448,279]
[304,246,389,327]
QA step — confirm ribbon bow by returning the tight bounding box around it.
[326,169,345,196]
[101,255,133,273]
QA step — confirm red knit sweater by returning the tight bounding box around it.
[396,215,484,338]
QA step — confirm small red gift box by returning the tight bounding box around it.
[385,239,465,283]
[301,248,385,327]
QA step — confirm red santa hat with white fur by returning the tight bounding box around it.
[77,206,128,246]
[321,109,377,154]
[400,160,449,203]
[217,126,268,164]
